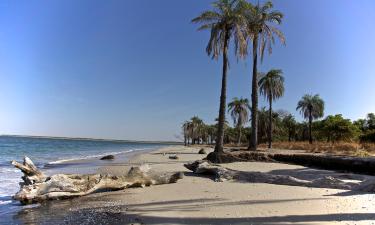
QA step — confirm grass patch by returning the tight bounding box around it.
[259,141,375,157]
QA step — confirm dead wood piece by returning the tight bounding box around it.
[184,160,375,192]
[12,157,183,204]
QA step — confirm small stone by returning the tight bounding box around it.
[100,155,115,160]
[169,155,179,160]
[198,148,207,154]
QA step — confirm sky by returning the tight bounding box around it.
[0,0,374,141]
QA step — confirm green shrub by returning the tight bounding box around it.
[360,131,375,143]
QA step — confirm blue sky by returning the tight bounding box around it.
[0,0,374,141]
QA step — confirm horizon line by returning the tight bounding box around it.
[0,134,183,144]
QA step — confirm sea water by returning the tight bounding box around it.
[0,136,170,217]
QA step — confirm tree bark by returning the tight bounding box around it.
[237,126,242,146]
[268,96,273,149]
[249,35,259,151]
[214,30,230,154]
[12,157,183,204]
[309,110,313,144]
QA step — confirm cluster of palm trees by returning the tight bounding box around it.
[182,93,326,147]
[192,0,285,155]
[182,117,215,146]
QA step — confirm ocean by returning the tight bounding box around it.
[0,135,172,217]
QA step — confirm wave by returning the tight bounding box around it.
[0,167,21,174]
[47,147,152,165]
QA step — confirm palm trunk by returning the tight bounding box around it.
[249,35,259,151]
[268,97,272,149]
[309,111,313,144]
[214,31,229,153]
[237,126,242,146]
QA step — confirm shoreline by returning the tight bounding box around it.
[9,145,375,225]
[0,134,182,145]
[1,145,178,223]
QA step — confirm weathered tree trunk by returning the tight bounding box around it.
[309,111,313,144]
[214,30,230,155]
[12,157,183,204]
[268,96,273,149]
[184,160,375,193]
[237,126,242,146]
[249,35,259,151]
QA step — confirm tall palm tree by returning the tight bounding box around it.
[192,0,248,154]
[228,97,250,145]
[258,69,285,148]
[245,1,285,150]
[296,94,325,144]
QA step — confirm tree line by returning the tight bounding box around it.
[182,105,375,147]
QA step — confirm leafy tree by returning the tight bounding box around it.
[353,119,367,133]
[244,1,285,150]
[296,94,325,144]
[257,107,279,143]
[192,0,248,154]
[321,114,359,143]
[258,69,285,148]
[366,113,375,130]
[228,97,250,145]
[360,131,375,142]
[358,113,375,142]
[282,113,297,142]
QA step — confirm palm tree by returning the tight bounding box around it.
[190,116,203,144]
[296,94,325,144]
[258,69,285,148]
[228,97,250,145]
[182,121,191,146]
[245,1,285,150]
[192,0,248,155]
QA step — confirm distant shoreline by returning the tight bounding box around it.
[0,134,182,145]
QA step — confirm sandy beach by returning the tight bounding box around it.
[9,145,375,225]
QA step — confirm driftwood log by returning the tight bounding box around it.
[12,157,183,204]
[184,160,375,193]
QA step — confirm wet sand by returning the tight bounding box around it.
[10,146,375,225]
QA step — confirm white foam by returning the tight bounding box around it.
[0,147,156,205]
[0,200,12,205]
[0,167,21,174]
[47,147,150,165]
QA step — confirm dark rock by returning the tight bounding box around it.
[169,155,179,160]
[198,148,207,154]
[100,155,115,160]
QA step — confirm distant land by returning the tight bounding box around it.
[0,134,182,145]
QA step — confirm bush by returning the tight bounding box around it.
[320,114,360,142]
[360,131,375,143]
